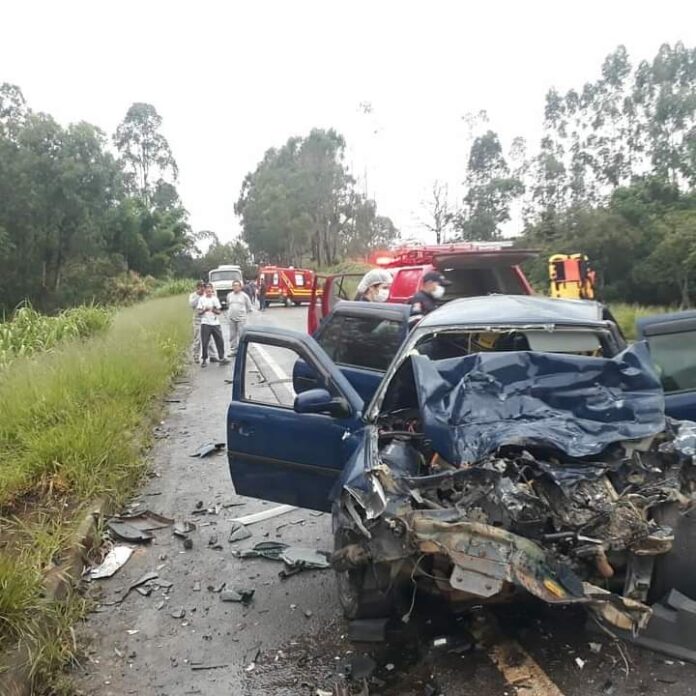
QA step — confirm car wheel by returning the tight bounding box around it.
[283,296,291,307]
[334,531,399,619]
[293,301,302,307]
[650,505,696,601]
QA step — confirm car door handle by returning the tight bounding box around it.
[231,421,255,437]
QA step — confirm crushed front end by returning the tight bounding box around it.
[331,345,696,632]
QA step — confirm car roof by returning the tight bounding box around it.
[418,295,608,328]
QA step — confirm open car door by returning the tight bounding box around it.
[228,326,365,512]
[308,273,364,334]
[636,310,696,421]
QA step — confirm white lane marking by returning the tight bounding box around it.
[231,504,296,525]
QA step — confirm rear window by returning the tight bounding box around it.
[316,314,403,372]
[646,331,696,393]
[442,267,524,296]
[416,328,609,360]
[264,273,279,286]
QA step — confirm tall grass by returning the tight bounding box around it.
[608,303,669,340]
[0,304,112,368]
[0,296,190,684]
[151,277,198,298]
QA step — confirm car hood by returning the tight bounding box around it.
[411,342,665,467]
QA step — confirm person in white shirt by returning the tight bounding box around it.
[226,280,254,356]
[188,280,219,363]
[196,284,230,367]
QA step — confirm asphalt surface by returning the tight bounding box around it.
[73,305,696,696]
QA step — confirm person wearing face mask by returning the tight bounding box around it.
[354,269,393,302]
[408,271,450,315]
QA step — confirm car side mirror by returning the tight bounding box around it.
[293,388,350,418]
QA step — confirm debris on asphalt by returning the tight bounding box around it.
[575,657,586,669]
[348,618,389,643]
[235,541,287,561]
[228,521,252,543]
[173,520,196,537]
[135,585,152,597]
[304,609,313,618]
[281,546,330,570]
[193,581,201,592]
[231,504,296,526]
[234,541,330,575]
[171,608,186,619]
[221,587,255,604]
[209,582,226,593]
[113,510,174,529]
[190,663,229,671]
[106,520,154,543]
[189,441,226,458]
[89,546,134,579]
[589,642,603,654]
[114,571,159,604]
[208,534,222,550]
[183,537,194,550]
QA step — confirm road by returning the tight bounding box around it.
[73,306,696,696]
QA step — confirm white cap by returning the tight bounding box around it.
[357,269,393,294]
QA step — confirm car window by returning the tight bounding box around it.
[646,331,696,393]
[294,273,305,286]
[244,341,317,408]
[317,314,403,372]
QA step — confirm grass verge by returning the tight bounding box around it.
[0,295,190,691]
[608,303,669,340]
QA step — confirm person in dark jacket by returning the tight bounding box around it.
[408,271,451,316]
[258,278,267,311]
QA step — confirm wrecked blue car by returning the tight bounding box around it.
[227,296,696,632]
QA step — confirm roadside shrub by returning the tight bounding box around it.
[101,271,156,305]
[151,277,197,298]
[0,304,112,368]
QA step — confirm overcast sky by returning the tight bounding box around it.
[3,0,695,243]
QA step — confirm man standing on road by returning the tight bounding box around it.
[197,284,230,367]
[189,281,219,364]
[258,278,267,311]
[408,271,450,316]
[226,280,254,356]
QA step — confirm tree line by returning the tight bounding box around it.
[0,89,198,312]
[235,128,398,267]
[2,41,693,313]
[423,42,695,306]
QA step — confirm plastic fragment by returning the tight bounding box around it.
[90,546,134,579]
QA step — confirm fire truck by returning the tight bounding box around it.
[308,242,538,333]
[259,266,315,307]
